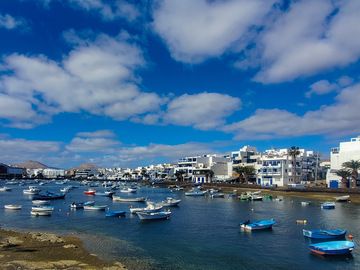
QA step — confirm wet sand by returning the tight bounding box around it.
[0,228,126,269]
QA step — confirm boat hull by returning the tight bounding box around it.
[112,196,146,202]
[240,219,276,231]
[303,229,346,240]
[309,241,355,256]
[137,211,171,220]
[4,205,22,210]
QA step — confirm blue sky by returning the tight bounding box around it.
[0,0,359,168]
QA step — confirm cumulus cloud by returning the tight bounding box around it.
[305,76,355,98]
[0,32,164,128]
[224,83,360,139]
[0,13,26,30]
[254,0,360,83]
[163,92,241,130]
[69,0,140,22]
[152,0,276,63]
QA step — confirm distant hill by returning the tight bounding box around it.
[70,163,98,171]
[13,160,49,169]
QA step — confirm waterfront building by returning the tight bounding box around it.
[0,163,24,179]
[231,146,258,167]
[326,136,360,188]
[42,168,65,179]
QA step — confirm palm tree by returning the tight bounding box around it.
[288,146,301,183]
[334,169,351,188]
[174,170,185,182]
[342,160,360,188]
[234,166,255,184]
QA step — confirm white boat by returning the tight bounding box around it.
[130,203,163,214]
[23,186,41,195]
[32,200,50,205]
[211,193,225,198]
[4,204,22,210]
[321,202,336,209]
[137,210,171,221]
[120,187,137,193]
[160,197,181,207]
[335,195,350,202]
[112,196,146,202]
[0,186,12,192]
[250,195,263,201]
[83,205,107,211]
[32,206,54,212]
[31,210,52,216]
[301,201,310,206]
[185,188,207,196]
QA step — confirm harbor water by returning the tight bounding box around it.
[0,182,359,270]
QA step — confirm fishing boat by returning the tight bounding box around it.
[70,201,95,209]
[303,229,346,240]
[309,241,355,256]
[31,210,52,216]
[33,191,65,200]
[95,191,114,197]
[321,202,335,209]
[84,189,96,195]
[238,193,251,200]
[301,201,310,206]
[185,188,207,196]
[32,206,54,212]
[83,205,107,211]
[335,195,350,202]
[4,204,22,210]
[23,186,41,195]
[211,193,225,198]
[137,210,171,221]
[250,195,263,201]
[0,186,11,192]
[120,187,137,193]
[129,203,163,214]
[32,200,50,205]
[105,210,126,217]
[240,219,276,231]
[112,196,146,202]
[60,186,72,193]
[160,197,181,207]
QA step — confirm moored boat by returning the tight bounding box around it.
[23,186,41,195]
[32,200,50,205]
[303,229,346,240]
[335,195,350,202]
[130,203,163,214]
[185,188,207,196]
[160,197,181,207]
[250,195,263,201]
[32,206,54,212]
[4,204,22,210]
[301,201,310,206]
[84,189,96,195]
[70,201,95,209]
[120,187,137,193]
[84,205,107,211]
[137,210,171,221]
[112,196,146,202]
[105,210,126,217]
[321,202,335,209]
[0,186,12,192]
[240,219,276,231]
[211,193,225,198]
[31,210,52,216]
[309,241,355,256]
[95,191,114,197]
[32,191,65,200]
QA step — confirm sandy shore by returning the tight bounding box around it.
[0,228,126,270]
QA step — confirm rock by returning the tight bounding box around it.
[29,232,64,243]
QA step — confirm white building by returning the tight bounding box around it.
[42,168,65,179]
[326,136,360,188]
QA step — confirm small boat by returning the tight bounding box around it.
[120,187,137,193]
[301,201,310,206]
[335,195,350,202]
[4,204,22,210]
[23,186,41,195]
[70,201,95,209]
[31,210,52,216]
[309,241,355,256]
[137,210,171,221]
[211,193,225,198]
[112,196,146,202]
[274,198,282,202]
[95,191,114,197]
[33,192,65,200]
[251,195,263,201]
[84,189,96,195]
[303,229,346,240]
[160,197,181,207]
[0,186,12,192]
[321,202,335,209]
[60,186,72,193]
[105,210,126,217]
[130,203,163,214]
[208,189,219,194]
[185,189,207,196]
[84,205,107,211]
[32,206,54,212]
[240,219,276,231]
[238,193,251,200]
[32,200,50,205]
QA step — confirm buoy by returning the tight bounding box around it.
[296,219,307,224]
[348,234,354,240]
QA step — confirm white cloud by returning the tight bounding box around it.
[0,13,26,30]
[163,92,241,130]
[69,0,140,22]
[152,0,275,63]
[254,0,360,83]
[0,32,164,128]
[305,76,355,98]
[224,83,360,139]
[76,130,116,138]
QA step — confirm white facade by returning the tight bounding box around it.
[326,136,360,188]
[42,168,65,178]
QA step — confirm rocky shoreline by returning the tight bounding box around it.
[0,228,126,270]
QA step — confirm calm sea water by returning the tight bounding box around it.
[0,181,359,270]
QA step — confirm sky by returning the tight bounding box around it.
[0,0,360,168]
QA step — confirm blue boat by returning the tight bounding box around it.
[240,219,276,231]
[321,202,335,209]
[106,210,126,217]
[33,191,65,200]
[309,241,355,255]
[303,229,346,240]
